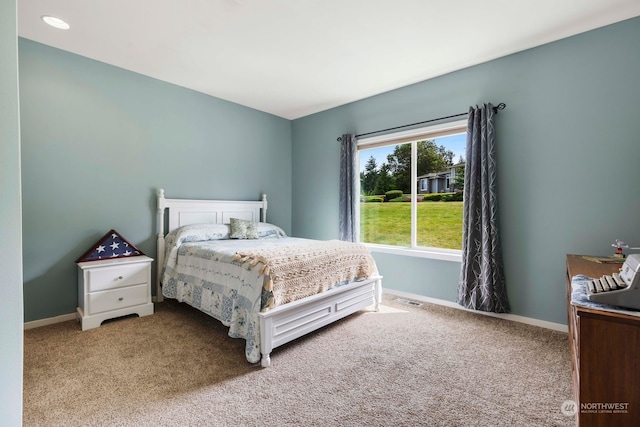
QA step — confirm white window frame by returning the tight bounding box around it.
[356,119,466,262]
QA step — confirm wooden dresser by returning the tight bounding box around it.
[566,255,640,426]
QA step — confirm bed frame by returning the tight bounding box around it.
[156,189,382,367]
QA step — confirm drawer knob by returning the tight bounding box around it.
[118,297,124,301]
[117,276,123,280]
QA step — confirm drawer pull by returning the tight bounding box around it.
[118,297,124,301]
[117,276,124,280]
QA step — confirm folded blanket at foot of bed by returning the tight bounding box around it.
[234,239,376,311]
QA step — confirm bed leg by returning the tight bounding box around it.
[259,315,273,367]
[374,277,382,312]
[261,354,271,368]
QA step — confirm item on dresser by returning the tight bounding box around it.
[156,189,383,368]
[586,253,640,310]
[77,255,154,330]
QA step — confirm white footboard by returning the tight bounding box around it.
[257,275,382,367]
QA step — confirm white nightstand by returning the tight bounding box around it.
[76,255,154,330]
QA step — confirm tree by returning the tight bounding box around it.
[453,164,465,191]
[373,163,394,195]
[360,156,378,196]
[385,140,454,194]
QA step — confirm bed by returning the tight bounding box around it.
[156,189,383,367]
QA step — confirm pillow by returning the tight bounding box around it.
[257,222,287,239]
[230,218,259,239]
[165,223,230,249]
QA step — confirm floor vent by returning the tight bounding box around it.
[395,298,423,307]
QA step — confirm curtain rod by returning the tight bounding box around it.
[336,102,506,142]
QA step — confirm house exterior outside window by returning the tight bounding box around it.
[417,161,464,194]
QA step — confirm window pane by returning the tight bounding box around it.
[359,143,411,246]
[416,133,465,249]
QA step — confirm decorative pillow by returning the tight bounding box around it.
[257,222,287,239]
[165,223,230,249]
[230,218,259,239]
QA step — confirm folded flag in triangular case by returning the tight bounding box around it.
[76,229,144,262]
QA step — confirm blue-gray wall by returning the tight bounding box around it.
[19,39,292,322]
[291,17,640,325]
[1,0,24,424]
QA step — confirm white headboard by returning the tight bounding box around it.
[155,188,268,301]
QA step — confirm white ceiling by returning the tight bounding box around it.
[17,0,640,120]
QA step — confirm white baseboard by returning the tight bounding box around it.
[383,289,568,333]
[24,312,77,330]
[24,292,567,333]
[25,298,161,330]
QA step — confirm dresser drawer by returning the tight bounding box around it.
[87,262,148,292]
[88,283,149,315]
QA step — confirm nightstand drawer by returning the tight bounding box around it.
[88,284,149,315]
[87,262,148,292]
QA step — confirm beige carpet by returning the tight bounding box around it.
[23,293,574,426]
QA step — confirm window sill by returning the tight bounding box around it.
[364,243,462,262]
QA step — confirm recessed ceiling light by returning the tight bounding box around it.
[42,15,70,30]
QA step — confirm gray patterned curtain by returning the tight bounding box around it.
[339,134,357,242]
[457,104,509,313]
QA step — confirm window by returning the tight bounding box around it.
[357,120,466,260]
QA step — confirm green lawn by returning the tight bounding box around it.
[360,201,463,249]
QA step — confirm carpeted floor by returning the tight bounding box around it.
[23,293,575,426]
